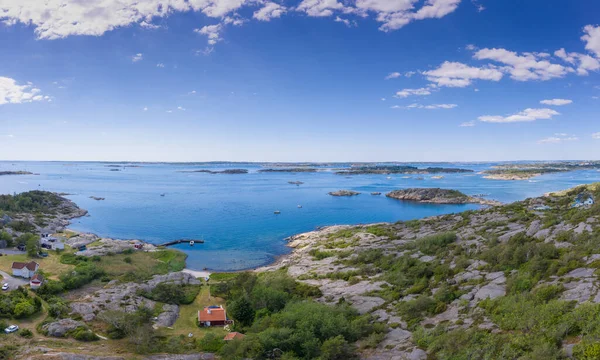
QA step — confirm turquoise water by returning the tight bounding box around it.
[1,161,599,271]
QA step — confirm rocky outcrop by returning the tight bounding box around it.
[42,319,86,337]
[328,190,360,196]
[76,238,157,256]
[386,188,501,206]
[70,272,200,326]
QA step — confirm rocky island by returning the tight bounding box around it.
[259,167,318,173]
[0,171,34,176]
[178,168,249,174]
[482,161,600,180]
[386,188,501,206]
[335,165,474,175]
[328,190,361,196]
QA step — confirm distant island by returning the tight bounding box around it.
[328,190,360,196]
[482,161,600,180]
[259,168,318,173]
[178,169,249,174]
[0,171,33,176]
[386,188,501,206]
[335,165,474,175]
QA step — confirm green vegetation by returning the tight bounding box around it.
[210,271,384,359]
[0,287,42,319]
[140,283,201,305]
[414,232,457,255]
[0,191,68,214]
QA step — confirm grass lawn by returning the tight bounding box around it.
[94,249,187,279]
[168,285,227,339]
[0,252,75,279]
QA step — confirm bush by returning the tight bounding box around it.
[70,327,99,341]
[197,333,225,352]
[19,328,33,338]
[415,232,457,255]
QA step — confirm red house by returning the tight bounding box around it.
[198,305,233,327]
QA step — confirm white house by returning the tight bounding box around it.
[11,261,39,279]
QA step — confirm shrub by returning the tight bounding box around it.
[415,232,457,255]
[19,329,33,338]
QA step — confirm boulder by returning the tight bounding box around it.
[42,318,86,337]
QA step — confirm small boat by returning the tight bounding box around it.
[190,240,195,246]
[297,205,302,208]
[274,210,281,214]
[386,176,392,179]
[160,193,166,197]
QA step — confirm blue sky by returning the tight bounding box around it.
[0,0,599,162]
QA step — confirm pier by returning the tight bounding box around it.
[159,239,205,247]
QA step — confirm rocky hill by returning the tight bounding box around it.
[259,183,600,359]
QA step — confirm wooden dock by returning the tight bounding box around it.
[159,239,205,247]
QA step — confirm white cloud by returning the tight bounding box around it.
[478,108,560,123]
[404,71,416,77]
[177,106,186,111]
[1,134,15,138]
[394,103,458,109]
[0,77,49,105]
[189,90,197,95]
[334,16,356,27]
[296,0,346,17]
[381,98,386,101]
[554,48,600,76]
[412,0,461,20]
[593,132,600,139]
[195,24,223,45]
[537,134,578,144]
[540,99,572,106]
[460,120,475,127]
[465,44,476,51]
[143,107,148,111]
[423,61,503,87]
[132,53,143,62]
[253,2,286,21]
[582,25,600,58]
[474,48,572,81]
[156,63,165,68]
[385,72,401,80]
[395,87,434,98]
[166,110,173,113]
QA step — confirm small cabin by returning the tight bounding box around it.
[30,274,44,289]
[198,305,233,327]
[12,261,39,279]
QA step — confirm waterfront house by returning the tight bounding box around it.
[198,305,233,327]
[573,194,595,208]
[30,274,44,289]
[11,261,39,278]
[224,332,246,341]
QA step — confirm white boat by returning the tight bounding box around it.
[190,240,195,246]
[297,205,302,208]
[274,210,281,214]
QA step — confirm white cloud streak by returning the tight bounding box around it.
[478,108,560,123]
[540,99,572,106]
[395,87,434,98]
[385,72,401,80]
[422,61,503,87]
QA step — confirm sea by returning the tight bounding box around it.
[1,161,599,271]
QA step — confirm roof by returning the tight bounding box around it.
[224,332,246,341]
[198,306,227,322]
[30,274,44,283]
[12,261,39,271]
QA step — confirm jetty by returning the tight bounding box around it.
[159,239,205,247]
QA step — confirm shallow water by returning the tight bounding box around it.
[1,161,599,271]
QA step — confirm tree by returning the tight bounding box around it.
[19,233,40,257]
[319,336,356,360]
[227,295,255,327]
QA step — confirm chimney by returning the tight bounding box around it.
[207,308,212,314]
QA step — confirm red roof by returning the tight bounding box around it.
[224,332,245,341]
[198,306,227,322]
[12,261,38,271]
[30,274,44,283]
